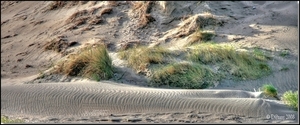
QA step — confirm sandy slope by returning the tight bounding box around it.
[1,1,299,123]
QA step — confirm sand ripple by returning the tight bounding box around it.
[1,81,297,120]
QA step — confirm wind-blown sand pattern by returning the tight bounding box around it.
[1,81,298,123]
[1,1,298,123]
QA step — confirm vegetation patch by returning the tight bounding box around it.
[188,43,271,80]
[149,62,220,89]
[118,42,272,89]
[54,44,114,81]
[253,47,272,61]
[1,116,24,123]
[282,90,298,111]
[261,84,278,98]
[186,29,215,46]
[118,46,172,74]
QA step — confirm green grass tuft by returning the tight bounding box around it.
[282,91,298,111]
[253,47,271,61]
[117,42,273,89]
[149,62,220,89]
[118,46,172,73]
[54,44,114,81]
[261,84,278,98]
[188,43,271,80]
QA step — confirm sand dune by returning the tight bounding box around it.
[1,81,297,122]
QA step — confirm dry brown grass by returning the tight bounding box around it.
[44,37,69,53]
[131,1,155,28]
[43,36,79,53]
[198,12,217,28]
[188,29,203,44]
[56,53,87,76]
[66,7,109,26]
[141,13,155,27]
[48,1,67,10]
[159,13,218,45]
[88,17,103,25]
[120,40,141,51]
[99,7,113,16]
[171,15,201,39]
[48,1,86,11]
[66,9,88,24]
[186,29,215,46]
[73,17,88,26]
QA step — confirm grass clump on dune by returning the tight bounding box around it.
[282,91,298,111]
[118,46,172,73]
[186,29,215,46]
[149,62,220,89]
[54,44,114,81]
[1,116,24,123]
[117,41,272,89]
[188,42,271,80]
[261,84,278,98]
[253,47,272,61]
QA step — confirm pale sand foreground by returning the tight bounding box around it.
[1,81,298,123]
